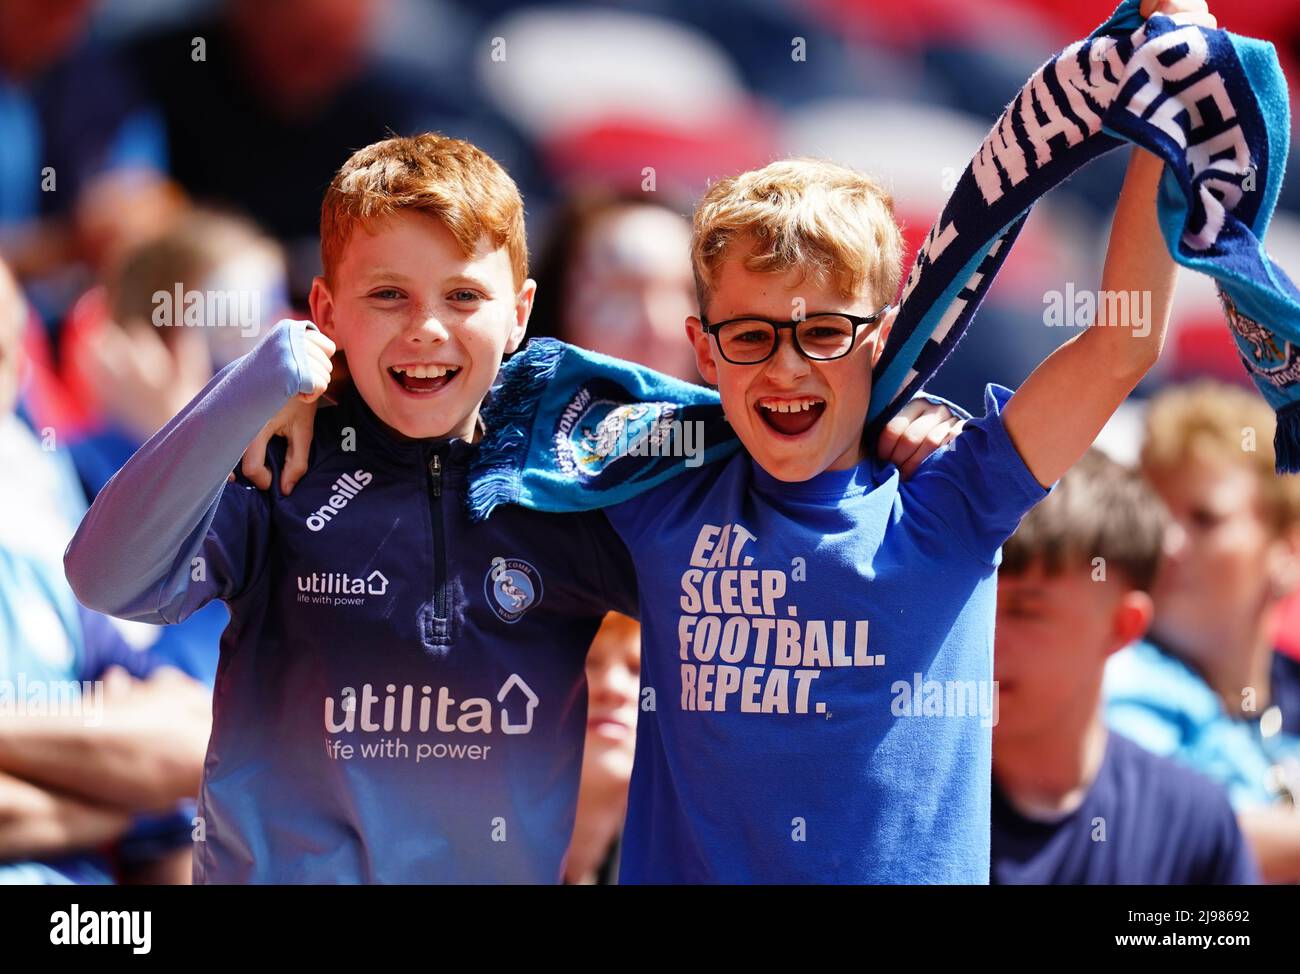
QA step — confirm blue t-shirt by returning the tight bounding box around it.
[606,384,1048,883]
[991,732,1258,884]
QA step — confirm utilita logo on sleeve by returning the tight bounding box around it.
[305,470,373,532]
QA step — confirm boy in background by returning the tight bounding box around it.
[0,257,210,885]
[64,209,288,686]
[1106,381,1300,882]
[994,449,1257,884]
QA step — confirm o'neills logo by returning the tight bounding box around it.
[305,470,373,532]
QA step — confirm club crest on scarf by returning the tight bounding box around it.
[468,339,739,520]
[554,382,680,480]
[1221,287,1300,390]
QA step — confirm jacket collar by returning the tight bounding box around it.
[335,387,480,480]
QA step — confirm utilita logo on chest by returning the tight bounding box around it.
[304,470,374,532]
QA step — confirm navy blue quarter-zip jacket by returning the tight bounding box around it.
[65,321,638,883]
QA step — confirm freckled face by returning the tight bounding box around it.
[311,210,533,440]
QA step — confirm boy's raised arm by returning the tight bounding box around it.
[1001,147,1178,488]
[64,320,333,622]
[1001,1,1215,488]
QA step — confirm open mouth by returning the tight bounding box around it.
[755,396,827,437]
[388,364,461,396]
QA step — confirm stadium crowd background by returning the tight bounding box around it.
[1,0,1299,884]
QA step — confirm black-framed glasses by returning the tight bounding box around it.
[701,305,892,365]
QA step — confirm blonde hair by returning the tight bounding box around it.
[320,133,528,288]
[691,158,904,312]
[1141,379,1300,531]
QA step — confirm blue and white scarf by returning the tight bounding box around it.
[471,339,739,519]
[469,0,1300,520]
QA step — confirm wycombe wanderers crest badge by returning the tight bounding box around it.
[485,556,543,623]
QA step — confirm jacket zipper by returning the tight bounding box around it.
[427,451,448,620]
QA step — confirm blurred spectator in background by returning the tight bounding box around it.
[125,0,534,303]
[0,0,176,326]
[475,2,779,207]
[992,449,1257,884]
[53,209,288,685]
[65,208,286,489]
[0,256,210,885]
[563,612,639,885]
[1278,592,1300,660]
[1106,381,1300,882]
[0,254,92,567]
[0,570,212,886]
[530,191,698,381]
